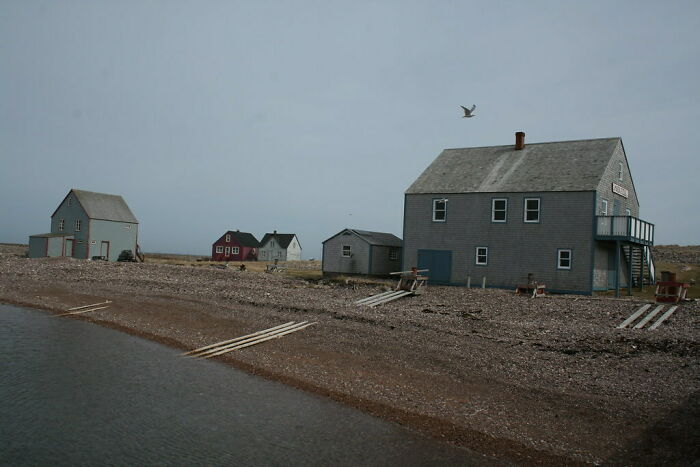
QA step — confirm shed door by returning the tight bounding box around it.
[100,241,110,259]
[417,250,452,284]
[65,239,74,257]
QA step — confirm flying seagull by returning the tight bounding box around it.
[461,105,476,118]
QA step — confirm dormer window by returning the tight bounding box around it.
[75,220,81,232]
[618,162,623,181]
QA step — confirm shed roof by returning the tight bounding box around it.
[53,189,138,223]
[259,233,298,249]
[218,231,259,247]
[324,229,402,247]
[406,137,622,194]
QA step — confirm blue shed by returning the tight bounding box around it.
[28,189,141,262]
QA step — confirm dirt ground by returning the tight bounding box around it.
[1,244,698,465]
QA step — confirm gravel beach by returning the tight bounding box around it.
[1,245,698,465]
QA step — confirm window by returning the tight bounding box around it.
[75,220,81,231]
[432,199,447,222]
[59,219,65,231]
[475,247,488,265]
[558,249,572,270]
[225,246,231,255]
[215,246,223,253]
[232,247,239,255]
[618,162,624,181]
[625,208,631,216]
[68,197,72,207]
[225,234,231,242]
[524,198,540,223]
[492,198,507,222]
[601,199,608,215]
[389,248,399,261]
[342,245,351,257]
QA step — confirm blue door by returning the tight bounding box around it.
[417,250,452,284]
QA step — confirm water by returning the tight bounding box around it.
[0,304,486,466]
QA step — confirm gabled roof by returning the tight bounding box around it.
[216,231,259,247]
[323,228,402,247]
[406,137,622,194]
[259,233,298,249]
[52,189,138,223]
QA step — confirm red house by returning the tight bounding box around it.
[211,230,259,262]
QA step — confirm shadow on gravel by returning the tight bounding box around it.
[603,390,700,465]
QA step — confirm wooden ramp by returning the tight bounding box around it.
[355,268,428,308]
[618,304,679,330]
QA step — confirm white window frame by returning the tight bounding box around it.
[215,246,223,253]
[432,199,447,222]
[232,247,240,255]
[475,246,488,265]
[225,246,231,255]
[75,219,81,231]
[625,208,631,216]
[491,198,507,223]
[59,219,65,231]
[523,198,540,223]
[601,199,608,215]
[389,248,398,261]
[225,234,231,242]
[618,162,624,181]
[342,245,352,257]
[558,249,572,270]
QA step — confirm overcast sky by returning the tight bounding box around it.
[1,0,698,258]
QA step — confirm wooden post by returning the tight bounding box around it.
[467,275,471,288]
[627,244,633,296]
[639,246,645,291]
[482,276,486,289]
[614,240,621,298]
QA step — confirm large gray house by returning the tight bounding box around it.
[322,229,402,276]
[29,189,140,261]
[403,132,654,295]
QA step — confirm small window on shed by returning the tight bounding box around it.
[389,248,399,261]
[558,249,572,270]
[342,245,352,257]
[433,199,447,222]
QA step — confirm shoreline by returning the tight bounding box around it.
[1,254,698,465]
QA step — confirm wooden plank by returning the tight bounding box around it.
[617,304,651,329]
[67,300,112,311]
[53,306,110,317]
[633,305,665,329]
[368,291,412,307]
[204,322,316,357]
[183,321,295,356]
[649,306,678,330]
[355,291,394,305]
[361,291,405,306]
[188,322,302,358]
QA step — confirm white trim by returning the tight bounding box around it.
[491,198,507,222]
[215,246,223,253]
[232,246,240,255]
[342,245,352,257]
[59,219,65,231]
[432,199,446,222]
[225,246,231,255]
[601,199,608,215]
[558,249,572,270]
[75,219,81,232]
[225,234,231,242]
[475,246,488,265]
[618,161,624,181]
[523,198,540,223]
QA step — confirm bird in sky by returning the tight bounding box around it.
[461,105,476,118]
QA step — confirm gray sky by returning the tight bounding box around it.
[2,0,699,258]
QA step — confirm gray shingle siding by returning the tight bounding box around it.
[370,245,402,275]
[403,191,595,293]
[323,232,370,275]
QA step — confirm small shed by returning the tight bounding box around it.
[322,228,402,276]
[211,230,259,262]
[258,231,302,261]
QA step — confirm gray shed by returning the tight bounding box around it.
[403,132,655,295]
[322,229,402,276]
[28,189,140,261]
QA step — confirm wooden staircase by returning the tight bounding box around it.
[622,244,655,286]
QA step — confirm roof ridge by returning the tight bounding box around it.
[442,136,620,151]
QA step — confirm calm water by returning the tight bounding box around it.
[0,304,488,466]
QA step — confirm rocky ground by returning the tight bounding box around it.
[652,245,700,265]
[1,244,698,465]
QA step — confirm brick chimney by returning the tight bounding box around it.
[515,131,525,150]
